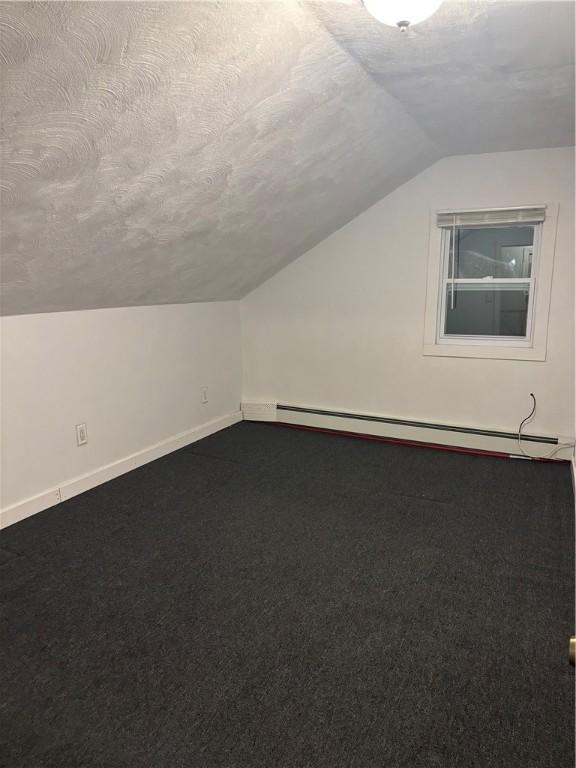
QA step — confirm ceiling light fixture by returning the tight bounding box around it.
[363,0,443,30]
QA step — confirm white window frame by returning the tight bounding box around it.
[423,204,559,361]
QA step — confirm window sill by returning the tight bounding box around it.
[422,343,546,361]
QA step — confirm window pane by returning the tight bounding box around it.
[451,226,534,279]
[445,284,529,337]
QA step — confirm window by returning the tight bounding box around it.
[423,205,558,361]
[439,221,540,345]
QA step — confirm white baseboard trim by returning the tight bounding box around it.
[0,411,243,530]
[269,402,573,462]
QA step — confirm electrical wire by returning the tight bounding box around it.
[517,393,575,459]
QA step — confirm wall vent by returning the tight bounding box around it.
[242,402,277,422]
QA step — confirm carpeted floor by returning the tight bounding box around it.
[1,422,574,767]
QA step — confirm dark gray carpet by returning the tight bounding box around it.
[1,422,574,768]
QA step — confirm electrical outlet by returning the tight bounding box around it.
[200,387,208,404]
[75,423,88,446]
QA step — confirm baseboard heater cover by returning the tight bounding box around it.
[242,402,278,421]
[276,404,558,446]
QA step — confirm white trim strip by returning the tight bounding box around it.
[0,411,243,529]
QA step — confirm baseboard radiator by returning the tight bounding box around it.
[241,402,570,461]
[241,402,278,421]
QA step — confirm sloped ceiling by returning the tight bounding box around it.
[0,1,574,315]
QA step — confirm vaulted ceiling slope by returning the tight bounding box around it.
[0,1,574,315]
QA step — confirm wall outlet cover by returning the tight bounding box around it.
[75,423,88,446]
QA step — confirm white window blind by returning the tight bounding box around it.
[437,206,546,228]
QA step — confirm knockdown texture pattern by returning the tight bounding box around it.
[0,423,574,767]
[0,1,574,314]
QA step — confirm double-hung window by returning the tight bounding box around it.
[424,206,556,361]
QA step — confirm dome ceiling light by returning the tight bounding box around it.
[363,0,443,30]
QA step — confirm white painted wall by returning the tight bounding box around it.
[1,302,241,512]
[242,148,575,440]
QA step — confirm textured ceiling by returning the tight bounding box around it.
[0,1,574,315]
